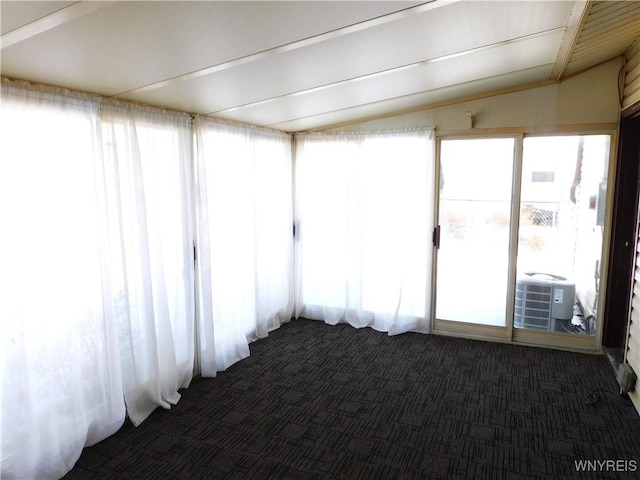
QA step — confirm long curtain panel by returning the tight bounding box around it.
[0,81,197,479]
[194,118,294,376]
[0,81,126,479]
[100,103,195,426]
[0,78,430,479]
[294,129,435,334]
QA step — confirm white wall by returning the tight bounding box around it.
[322,57,623,133]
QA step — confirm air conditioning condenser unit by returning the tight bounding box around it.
[514,272,575,331]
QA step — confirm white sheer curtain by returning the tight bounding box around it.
[100,103,195,426]
[0,80,126,479]
[294,129,435,335]
[0,77,429,480]
[194,118,294,376]
[0,80,197,478]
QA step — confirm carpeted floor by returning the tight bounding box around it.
[64,318,640,479]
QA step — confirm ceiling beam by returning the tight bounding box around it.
[551,0,592,80]
[267,67,558,132]
[116,0,459,96]
[1,1,112,50]
[206,27,565,118]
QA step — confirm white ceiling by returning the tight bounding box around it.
[1,1,638,132]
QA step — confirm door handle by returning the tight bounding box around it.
[433,225,441,249]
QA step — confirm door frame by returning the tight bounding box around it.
[431,128,618,352]
[603,105,640,348]
[431,133,521,341]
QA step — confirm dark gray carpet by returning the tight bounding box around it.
[64,318,640,479]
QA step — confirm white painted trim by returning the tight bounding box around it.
[0,1,112,50]
[506,135,524,342]
[552,0,591,80]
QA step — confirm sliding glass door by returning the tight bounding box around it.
[514,135,610,336]
[435,138,515,327]
[434,133,611,347]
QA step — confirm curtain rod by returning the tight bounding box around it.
[1,75,294,136]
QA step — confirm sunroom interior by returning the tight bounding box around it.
[1,1,639,478]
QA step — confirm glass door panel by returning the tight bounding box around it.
[515,135,610,336]
[436,138,515,326]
